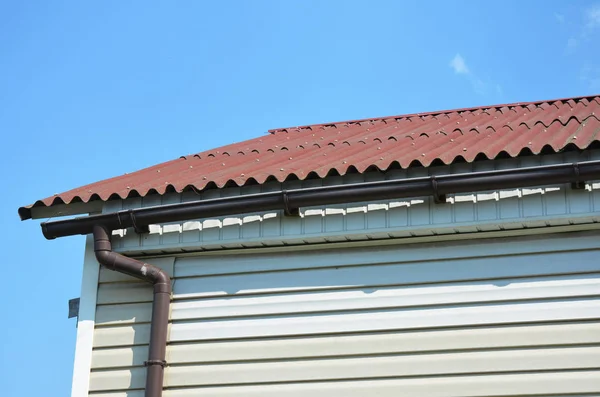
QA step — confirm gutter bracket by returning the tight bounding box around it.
[431,176,447,204]
[118,210,150,234]
[282,190,300,216]
[571,163,586,190]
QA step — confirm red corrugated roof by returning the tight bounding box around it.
[19,95,600,220]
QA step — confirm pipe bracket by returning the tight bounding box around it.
[571,163,586,190]
[282,190,300,216]
[431,176,447,204]
[144,359,167,368]
[129,210,150,234]
[117,210,150,234]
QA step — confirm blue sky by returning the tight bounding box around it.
[1,1,599,395]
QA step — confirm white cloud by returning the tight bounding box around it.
[448,53,501,97]
[586,4,600,28]
[562,5,600,52]
[471,78,486,95]
[449,54,469,75]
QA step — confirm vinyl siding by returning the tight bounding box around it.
[89,232,600,396]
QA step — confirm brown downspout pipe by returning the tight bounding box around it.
[93,225,170,397]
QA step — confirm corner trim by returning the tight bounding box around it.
[70,234,99,397]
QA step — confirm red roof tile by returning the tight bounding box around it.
[19,95,600,220]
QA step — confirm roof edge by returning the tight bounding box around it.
[268,94,600,133]
[19,199,105,221]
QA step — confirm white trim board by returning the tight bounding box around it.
[70,235,99,397]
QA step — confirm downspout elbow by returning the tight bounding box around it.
[92,225,171,292]
[94,249,117,270]
[148,267,171,293]
[93,225,118,269]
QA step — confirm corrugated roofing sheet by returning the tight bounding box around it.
[19,95,600,220]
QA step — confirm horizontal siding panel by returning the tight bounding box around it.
[90,367,146,391]
[93,324,152,348]
[89,371,600,396]
[167,322,600,364]
[165,346,600,387]
[96,303,152,327]
[89,347,600,391]
[92,345,148,369]
[93,322,600,369]
[170,299,599,341]
[92,322,600,369]
[172,277,600,320]
[173,250,600,299]
[97,283,154,305]
[99,257,175,283]
[165,371,600,396]
[174,233,600,278]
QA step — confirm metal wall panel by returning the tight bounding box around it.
[89,232,600,396]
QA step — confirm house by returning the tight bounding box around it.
[20,95,600,397]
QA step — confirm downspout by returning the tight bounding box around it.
[93,225,170,397]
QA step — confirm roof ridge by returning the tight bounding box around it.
[268,94,600,134]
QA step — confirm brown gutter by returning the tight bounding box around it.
[93,225,170,397]
[41,160,600,240]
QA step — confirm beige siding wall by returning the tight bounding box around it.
[89,232,600,396]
